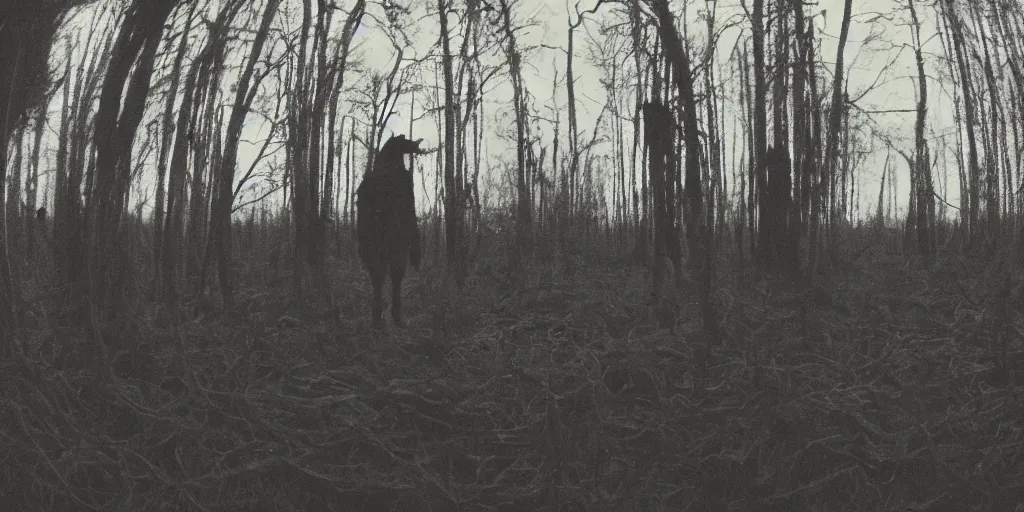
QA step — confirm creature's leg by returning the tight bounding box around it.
[404,175,421,270]
[390,262,407,327]
[368,263,385,328]
[409,224,421,270]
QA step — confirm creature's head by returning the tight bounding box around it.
[379,134,431,157]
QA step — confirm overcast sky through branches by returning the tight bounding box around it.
[47,0,955,221]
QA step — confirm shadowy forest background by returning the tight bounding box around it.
[1,0,1023,510]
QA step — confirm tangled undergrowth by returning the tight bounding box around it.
[2,250,1023,511]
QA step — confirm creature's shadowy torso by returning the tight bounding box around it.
[356,135,425,326]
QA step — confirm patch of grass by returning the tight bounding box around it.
[3,249,1023,511]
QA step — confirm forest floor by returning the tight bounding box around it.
[4,248,1024,511]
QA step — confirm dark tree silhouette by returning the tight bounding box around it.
[0,0,92,349]
[763,144,795,271]
[357,134,428,327]
[87,0,178,327]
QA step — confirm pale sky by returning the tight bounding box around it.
[44,0,963,221]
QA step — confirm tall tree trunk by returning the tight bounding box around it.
[792,0,808,262]
[165,1,241,315]
[154,4,196,294]
[806,18,822,270]
[1,4,83,345]
[26,106,47,260]
[191,13,233,295]
[438,0,464,281]
[752,0,768,266]
[821,0,853,266]
[908,0,933,264]
[87,0,177,330]
[211,0,280,309]
[646,0,712,332]
[288,0,314,296]
[497,0,531,272]
[943,0,981,249]
[972,3,1001,248]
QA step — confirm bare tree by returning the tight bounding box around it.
[0,0,91,350]
[153,2,198,294]
[162,0,244,320]
[908,0,934,264]
[86,0,178,331]
[496,0,532,271]
[819,0,853,267]
[746,0,769,266]
[940,0,981,249]
[210,0,281,309]
[645,0,712,332]
[437,0,466,281]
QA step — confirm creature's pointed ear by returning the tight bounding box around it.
[413,138,423,146]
